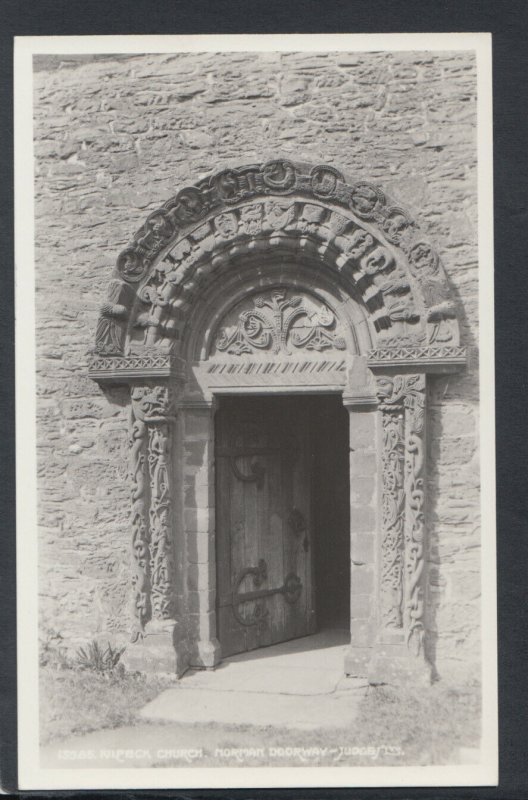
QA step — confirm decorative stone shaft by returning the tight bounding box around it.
[379,407,405,628]
[128,408,151,640]
[376,373,427,654]
[376,376,407,631]
[129,383,177,639]
[403,374,427,654]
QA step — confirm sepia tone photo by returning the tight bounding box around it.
[15,34,496,790]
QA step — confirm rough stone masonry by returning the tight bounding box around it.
[33,50,479,681]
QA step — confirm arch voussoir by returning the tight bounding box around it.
[90,160,465,379]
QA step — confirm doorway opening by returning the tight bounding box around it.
[214,393,350,660]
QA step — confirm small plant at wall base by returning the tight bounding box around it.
[75,641,125,673]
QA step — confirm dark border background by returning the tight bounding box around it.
[1,0,527,797]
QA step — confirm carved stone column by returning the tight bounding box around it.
[122,382,185,674]
[369,373,430,684]
[403,374,427,656]
[376,377,406,634]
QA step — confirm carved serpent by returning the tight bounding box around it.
[129,415,151,642]
[405,427,425,652]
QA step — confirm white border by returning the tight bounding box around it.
[15,32,496,791]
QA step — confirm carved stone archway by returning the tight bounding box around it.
[89,160,465,681]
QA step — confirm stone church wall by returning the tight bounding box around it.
[33,50,479,679]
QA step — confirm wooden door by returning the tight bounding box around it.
[215,396,315,658]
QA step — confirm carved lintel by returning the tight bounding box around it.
[403,374,427,655]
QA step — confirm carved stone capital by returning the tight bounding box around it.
[375,373,421,410]
[130,383,178,423]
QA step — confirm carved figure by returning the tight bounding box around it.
[349,181,385,219]
[265,201,295,231]
[239,204,263,235]
[117,248,146,283]
[261,159,296,192]
[214,211,238,240]
[310,164,343,198]
[129,411,151,640]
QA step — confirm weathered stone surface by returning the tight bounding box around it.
[33,50,480,680]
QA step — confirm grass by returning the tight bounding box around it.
[350,679,481,765]
[39,665,176,745]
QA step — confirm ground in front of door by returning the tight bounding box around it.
[40,629,480,769]
[41,629,376,769]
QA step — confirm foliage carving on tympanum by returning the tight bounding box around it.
[215,289,346,356]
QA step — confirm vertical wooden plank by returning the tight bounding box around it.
[267,401,285,645]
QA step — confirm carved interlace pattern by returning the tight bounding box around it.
[377,374,427,649]
[129,411,151,640]
[215,290,346,356]
[377,378,406,629]
[128,384,177,635]
[147,423,176,620]
[403,375,426,654]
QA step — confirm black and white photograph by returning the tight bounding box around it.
[14,33,496,790]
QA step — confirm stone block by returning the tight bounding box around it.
[344,646,371,678]
[349,476,375,507]
[349,593,371,620]
[349,451,377,478]
[184,477,214,509]
[350,566,374,595]
[349,619,374,648]
[186,530,215,565]
[187,590,216,615]
[187,563,215,593]
[349,505,376,533]
[350,532,375,565]
[186,610,217,641]
[184,440,213,468]
[184,506,215,534]
[184,410,215,438]
[348,412,377,451]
